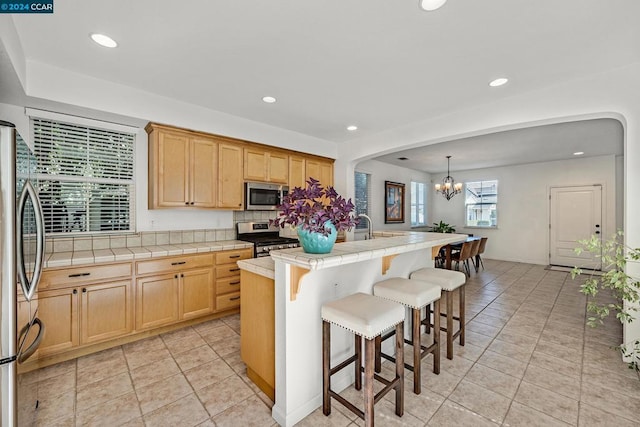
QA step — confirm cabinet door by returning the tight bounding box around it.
[135,274,179,330]
[36,288,79,356]
[180,268,214,320]
[244,148,268,182]
[190,137,218,207]
[289,156,306,189]
[218,143,244,209]
[157,131,190,207]
[268,152,289,184]
[80,280,133,344]
[306,159,334,188]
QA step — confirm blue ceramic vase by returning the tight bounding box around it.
[297,221,337,254]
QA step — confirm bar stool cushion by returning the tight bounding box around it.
[374,278,442,309]
[410,268,466,291]
[321,292,405,340]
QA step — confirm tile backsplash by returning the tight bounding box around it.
[45,210,279,254]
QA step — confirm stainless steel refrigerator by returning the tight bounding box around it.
[0,120,46,426]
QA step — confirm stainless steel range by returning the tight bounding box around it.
[237,222,299,258]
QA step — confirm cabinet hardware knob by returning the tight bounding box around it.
[185,202,189,205]
[175,274,178,279]
[181,274,184,278]
[72,289,78,294]
[82,288,87,293]
[190,202,195,205]
[230,296,240,301]
[230,281,240,285]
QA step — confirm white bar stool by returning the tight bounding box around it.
[373,277,442,394]
[322,292,405,427]
[410,268,466,360]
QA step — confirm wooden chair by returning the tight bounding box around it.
[476,237,488,270]
[468,239,481,273]
[451,241,474,276]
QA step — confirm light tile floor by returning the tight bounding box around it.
[17,260,640,426]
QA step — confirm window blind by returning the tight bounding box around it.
[354,171,371,230]
[31,118,136,235]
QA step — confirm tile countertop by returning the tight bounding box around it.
[269,231,468,270]
[237,257,275,280]
[44,240,254,268]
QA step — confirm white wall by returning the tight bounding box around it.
[431,155,618,265]
[354,159,430,235]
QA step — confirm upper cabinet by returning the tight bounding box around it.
[147,124,244,210]
[244,148,289,184]
[146,123,334,210]
[218,143,244,209]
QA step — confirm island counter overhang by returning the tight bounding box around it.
[240,231,468,427]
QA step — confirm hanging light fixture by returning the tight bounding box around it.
[435,156,463,200]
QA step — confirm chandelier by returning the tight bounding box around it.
[435,156,462,200]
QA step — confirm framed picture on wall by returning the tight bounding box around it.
[384,181,405,223]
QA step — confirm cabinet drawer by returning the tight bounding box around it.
[216,276,241,295]
[215,265,242,279]
[136,254,213,276]
[215,249,252,265]
[40,262,132,290]
[216,292,240,311]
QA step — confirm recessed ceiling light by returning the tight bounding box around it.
[573,151,584,156]
[420,0,447,11]
[489,77,509,87]
[347,125,358,131]
[90,33,118,48]
[262,96,276,103]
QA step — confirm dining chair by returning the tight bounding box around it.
[451,241,473,276]
[476,237,488,271]
[468,239,481,273]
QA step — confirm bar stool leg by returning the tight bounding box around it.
[424,304,431,334]
[364,337,375,427]
[374,336,381,373]
[459,286,466,346]
[433,299,440,374]
[322,320,331,415]
[446,290,454,360]
[412,307,421,394]
[395,322,404,417]
[355,335,362,390]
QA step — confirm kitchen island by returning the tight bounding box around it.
[238,231,466,427]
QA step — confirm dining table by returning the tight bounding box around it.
[433,235,481,270]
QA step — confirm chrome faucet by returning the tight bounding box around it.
[358,214,373,240]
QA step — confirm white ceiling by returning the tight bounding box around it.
[5,0,639,147]
[373,118,624,173]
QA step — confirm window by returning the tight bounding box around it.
[465,180,498,228]
[32,118,136,235]
[410,181,427,226]
[354,171,370,230]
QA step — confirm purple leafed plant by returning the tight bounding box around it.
[269,178,359,236]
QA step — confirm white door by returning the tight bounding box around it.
[549,185,602,269]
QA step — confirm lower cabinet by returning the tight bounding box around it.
[18,279,133,358]
[135,273,180,330]
[181,268,215,320]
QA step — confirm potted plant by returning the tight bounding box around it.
[432,220,456,233]
[270,178,359,254]
[572,230,640,376]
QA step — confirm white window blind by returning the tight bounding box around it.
[32,118,136,235]
[354,171,371,230]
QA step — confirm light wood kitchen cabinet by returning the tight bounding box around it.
[244,147,289,184]
[215,248,252,310]
[19,262,133,359]
[135,253,215,330]
[147,124,218,209]
[240,270,275,400]
[289,155,306,189]
[218,143,244,209]
[306,158,334,188]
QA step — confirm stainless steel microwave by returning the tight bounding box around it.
[245,182,288,211]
